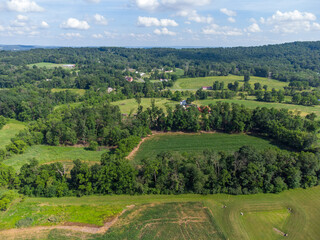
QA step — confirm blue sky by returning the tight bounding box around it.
[0,0,319,47]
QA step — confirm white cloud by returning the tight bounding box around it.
[0,25,4,31]
[202,24,242,36]
[154,27,176,36]
[177,10,213,24]
[61,18,90,30]
[228,17,236,23]
[264,10,319,33]
[61,33,82,38]
[137,16,178,27]
[220,8,236,17]
[246,23,261,33]
[41,21,49,28]
[135,0,211,11]
[85,0,100,3]
[7,0,44,13]
[313,22,320,30]
[104,31,119,38]
[92,33,103,38]
[94,14,108,25]
[17,15,28,21]
[136,0,159,11]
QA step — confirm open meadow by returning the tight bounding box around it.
[132,132,280,163]
[1,186,320,239]
[171,75,289,91]
[51,88,86,96]
[111,97,320,118]
[27,62,76,69]
[0,120,25,147]
[3,145,107,171]
[111,98,177,115]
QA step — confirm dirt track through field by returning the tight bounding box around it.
[0,205,135,238]
[126,131,218,160]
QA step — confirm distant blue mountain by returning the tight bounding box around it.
[0,45,60,51]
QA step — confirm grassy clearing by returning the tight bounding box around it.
[51,88,86,96]
[3,145,107,171]
[0,119,25,147]
[172,75,288,90]
[105,202,224,239]
[27,62,75,69]
[0,201,122,230]
[2,186,320,239]
[195,98,320,118]
[111,98,178,115]
[133,133,278,163]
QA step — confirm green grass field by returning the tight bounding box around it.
[172,75,288,91]
[0,119,25,147]
[51,88,86,96]
[196,98,320,117]
[2,186,320,239]
[111,98,178,115]
[111,97,320,118]
[133,133,279,163]
[27,62,76,69]
[3,145,107,171]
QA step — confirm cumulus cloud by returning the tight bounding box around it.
[154,27,176,36]
[92,33,103,38]
[41,21,49,28]
[136,0,159,11]
[246,23,261,33]
[94,14,108,25]
[137,16,178,27]
[263,10,320,33]
[61,33,82,38]
[177,10,213,24]
[228,17,236,23]
[85,0,100,3]
[61,18,90,30]
[7,0,44,13]
[220,8,236,17]
[17,15,28,21]
[135,0,211,11]
[202,24,242,36]
[104,31,119,38]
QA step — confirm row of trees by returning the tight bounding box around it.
[14,145,320,197]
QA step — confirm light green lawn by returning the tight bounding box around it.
[133,133,280,163]
[172,75,288,90]
[27,62,75,69]
[3,145,107,171]
[2,186,320,239]
[0,120,25,147]
[51,88,86,96]
[111,98,178,114]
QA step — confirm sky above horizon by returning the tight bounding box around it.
[0,0,319,47]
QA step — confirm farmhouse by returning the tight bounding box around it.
[202,86,213,90]
[107,87,114,93]
[125,76,134,82]
[63,64,75,69]
[180,100,187,106]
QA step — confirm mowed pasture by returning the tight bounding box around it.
[132,133,278,163]
[2,186,320,239]
[172,75,288,91]
[196,98,320,118]
[0,119,25,147]
[111,97,320,118]
[51,88,86,96]
[3,145,107,171]
[27,62,75,69]
[111,98,177,115]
